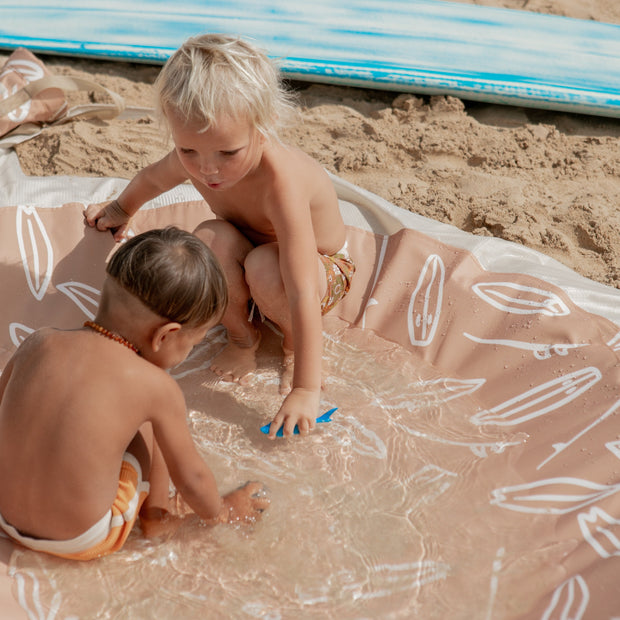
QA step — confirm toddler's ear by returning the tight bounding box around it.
[151,322,182,352]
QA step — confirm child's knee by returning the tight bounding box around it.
[244,244,280,291]
[193,219,232,248]
[194,220,253,261]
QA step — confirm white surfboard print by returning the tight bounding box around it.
[463,332,587,360]
[470,367,601,426]
[538,398,620,470]
[541,575,589,620]
[9,550,64,620]
[606,440,620,461]
[577,507,620,559]
[16,205,54,301]
[56,282,101,320]
[359,560,450,600]
[414,377,486,402]
[408,253,444,346]
[8,322,34,348]
[606,331,620,353]
[404,464,458,504]
[472,281,570,316]
[295,560,449,605]
[491,477,620,515]
[393,419,524,457]
[373,377,485,411]
[332,416,387,459]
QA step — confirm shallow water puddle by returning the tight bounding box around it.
[8,324,536,619]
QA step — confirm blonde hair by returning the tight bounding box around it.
[154,33,297,139]
[106,227,228,328]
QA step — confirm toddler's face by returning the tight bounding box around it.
[167,109,264,191]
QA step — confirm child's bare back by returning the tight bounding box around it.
[0,326,168,540]
[0,227,269,560]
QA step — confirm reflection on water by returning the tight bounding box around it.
[9,324,531,619]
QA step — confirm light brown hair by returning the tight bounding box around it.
[106,226,228,327]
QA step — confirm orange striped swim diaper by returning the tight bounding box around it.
[0,452,150,561]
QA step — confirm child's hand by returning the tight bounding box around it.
[220,481,270,524]
[84,199,131,241]
[268,387,320,439]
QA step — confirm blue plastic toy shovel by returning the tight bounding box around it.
[260,407,337,437]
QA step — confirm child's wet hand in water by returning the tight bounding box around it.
[220,481,270,524]
[84,199,131,241]
[268,388,319,439]
[142,483,270,534]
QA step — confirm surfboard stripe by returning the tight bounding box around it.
[0,0,619,117]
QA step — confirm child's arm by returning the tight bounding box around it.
[267,186,324,438]
[151,382,268,522]
[85,151,188,241]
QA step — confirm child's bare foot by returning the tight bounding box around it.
[220,481,270,524]
[280,350,294,395]
[211,330,261,384]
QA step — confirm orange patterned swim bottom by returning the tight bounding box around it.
[319,243,356,315]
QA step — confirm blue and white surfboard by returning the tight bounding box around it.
[0,0,619,117]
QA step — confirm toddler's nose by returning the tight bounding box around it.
[200,158,218,176]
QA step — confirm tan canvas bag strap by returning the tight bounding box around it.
[0,74,125,118]
[0,122,45,147]
[0,105,153,149]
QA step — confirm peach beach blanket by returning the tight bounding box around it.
[1,149,620,617]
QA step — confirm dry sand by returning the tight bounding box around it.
[3,0,620,288]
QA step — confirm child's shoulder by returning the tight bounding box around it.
[266,140,309,162]
[20,326,91,353]
[8,328,75,380]
[263,141,328,183]
[15,326,55,356]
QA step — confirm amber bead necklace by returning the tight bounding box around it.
[84,320,139,354]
